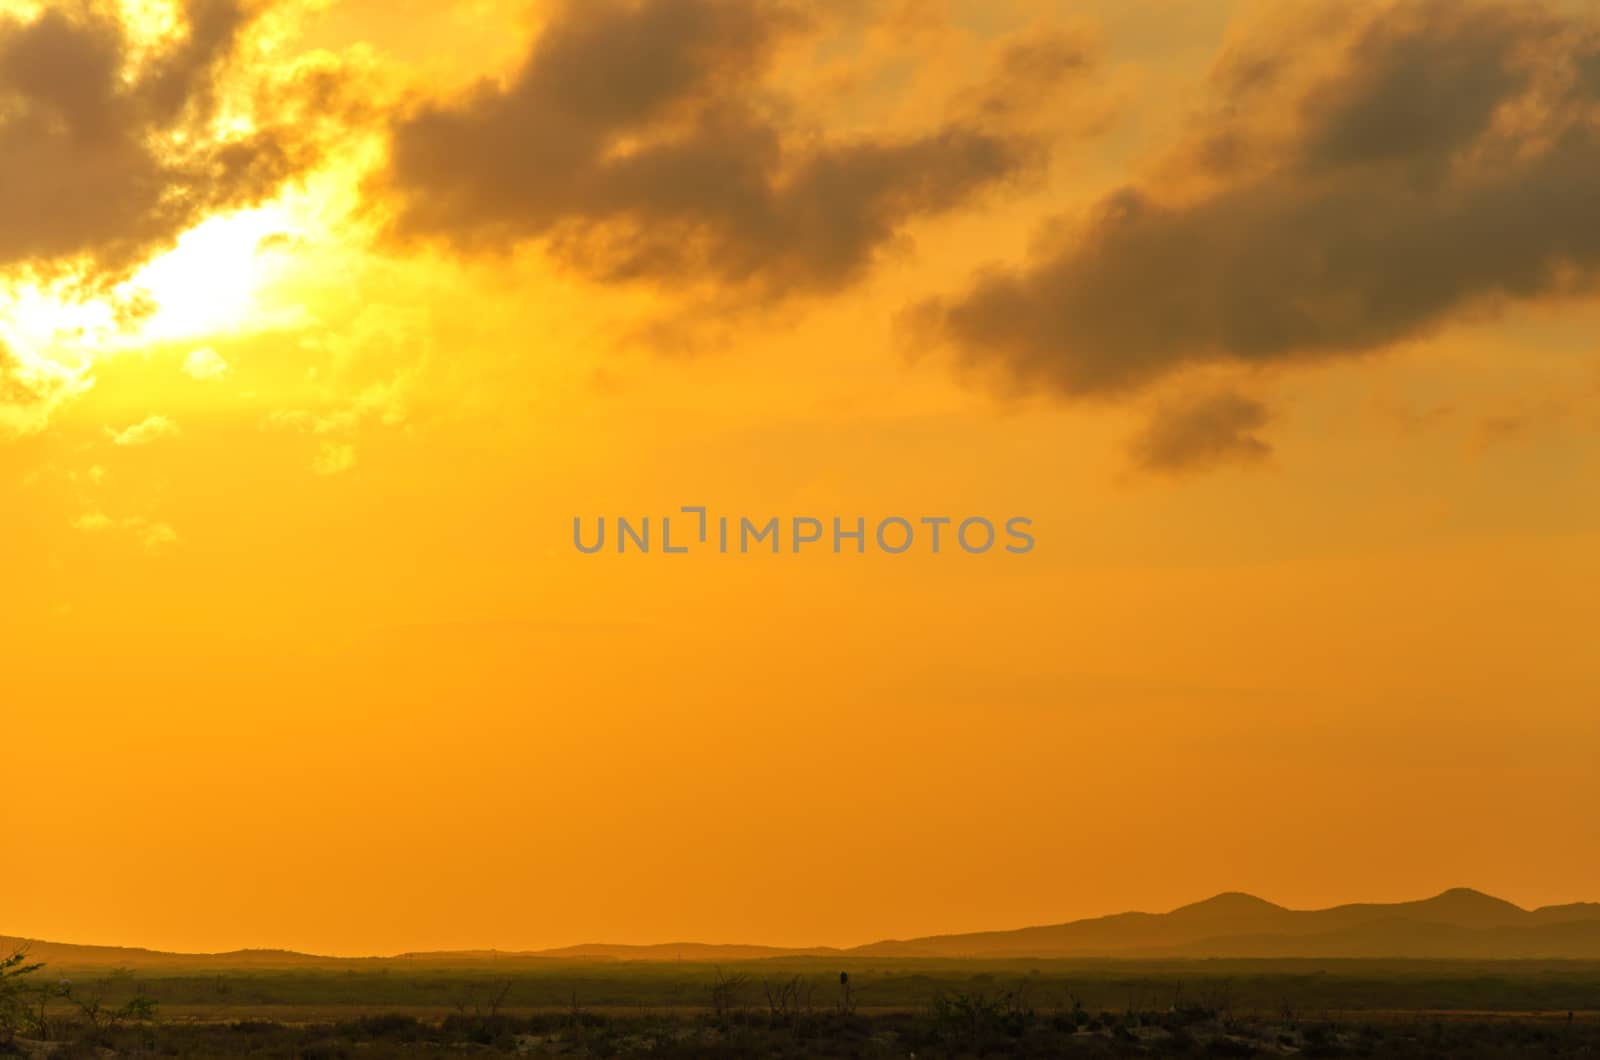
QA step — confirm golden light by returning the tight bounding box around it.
[124,205,302,343]
[0,205,301,378]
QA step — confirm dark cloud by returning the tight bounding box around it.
[0,0,336,287]
[918,0,1600,399]
[380,0,1088,300]
[1296,1,1542,172]
[1129,390,1272,475]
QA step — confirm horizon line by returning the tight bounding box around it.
[11,886,1599,962]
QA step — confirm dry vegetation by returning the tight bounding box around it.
[5,950,1599,1058]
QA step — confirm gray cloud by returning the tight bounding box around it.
[0,0,341,287]
[918,0,1600,398]
[380,0,1089,300]
[1129,390,1272,475]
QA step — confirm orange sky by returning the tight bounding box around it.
[3,0,1599,956]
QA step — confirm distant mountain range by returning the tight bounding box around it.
[843,889,1600,960]
[9,889,1600,967]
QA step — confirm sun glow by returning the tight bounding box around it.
[0,205,301,372]
[125,205,303,343]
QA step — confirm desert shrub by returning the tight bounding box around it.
[345,1012,424,1040]
[0,952,43,1040]
[931,987,1037,1052]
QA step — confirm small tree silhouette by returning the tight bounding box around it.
[710,967,749,1020]
[0,950,44,1043]
[762,975,805,1022]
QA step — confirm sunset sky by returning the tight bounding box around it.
[4,0,1599,957]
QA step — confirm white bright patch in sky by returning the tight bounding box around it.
[127,205,301,343]
[184,347,229,380]
[108,415,181,447]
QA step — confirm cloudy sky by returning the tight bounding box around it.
[4,0,1599,955]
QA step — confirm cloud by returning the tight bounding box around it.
[917,0,1600,398]
[313,441,356,475]
[72,510,179,550]
[108,415,180,447]
[0,341,93,435]
[183,347,229,380]
[1128,390,1273,475]
[379,0,1089,302]
[260,300,433,474]
[0,0,348,288]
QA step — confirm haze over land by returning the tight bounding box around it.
[11,889,1600,968]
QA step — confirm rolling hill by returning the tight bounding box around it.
[850,889,1600,958]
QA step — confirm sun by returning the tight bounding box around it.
[0,135,365,426]
[124,205,301,343]
[0,204,304,437]
[0,203,302,381]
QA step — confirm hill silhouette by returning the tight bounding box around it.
[8,889,1600,967]
[852,888,1600,959]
